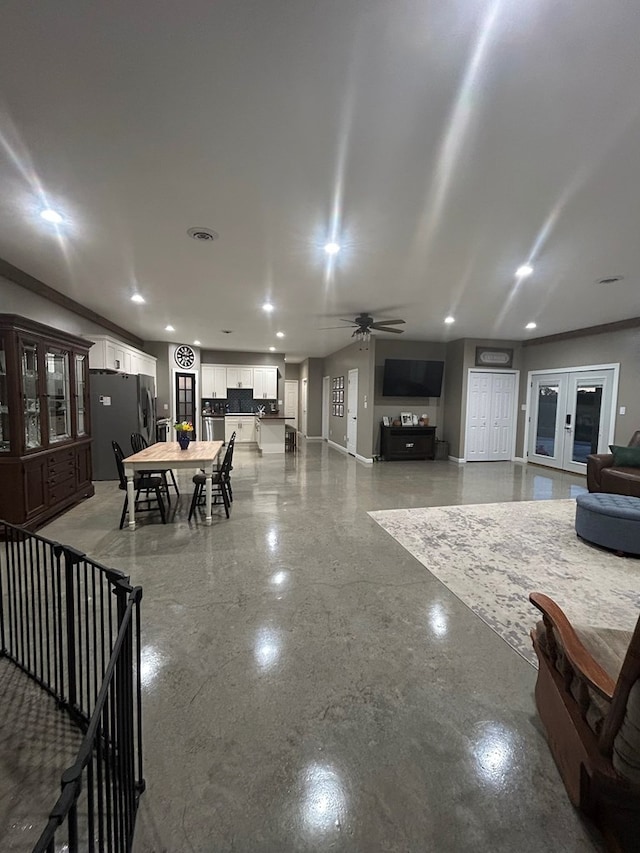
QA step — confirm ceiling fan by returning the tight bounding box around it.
[320,313,406,340]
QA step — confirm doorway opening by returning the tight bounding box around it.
[347,368,358,456]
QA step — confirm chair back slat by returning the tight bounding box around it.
[131,432,148,454]
[112,441,127,489]
[600,612,640,754]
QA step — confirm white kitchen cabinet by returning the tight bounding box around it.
[253,367,278,399]
[226,367,253,389]
[89,336,157,381]
[202,365,229,397]
[225,415,257,443]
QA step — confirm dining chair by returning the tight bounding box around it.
[188,439,234,521]
[130,432,180,500]
[112,441,167,529]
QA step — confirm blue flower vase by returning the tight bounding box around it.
[178,433,191,450]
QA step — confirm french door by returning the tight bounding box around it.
[175,372,197,439]
[528,367,617,474]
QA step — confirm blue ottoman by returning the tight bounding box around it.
[575,493,640,555]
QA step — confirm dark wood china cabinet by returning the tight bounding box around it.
[0,315,94,529]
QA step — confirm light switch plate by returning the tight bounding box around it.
[620,406,626,415]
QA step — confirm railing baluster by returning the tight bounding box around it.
[0,521,144,853]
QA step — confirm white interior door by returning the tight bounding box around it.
[285,380,298,430]
[528,368,616,474]
[466,371,516,461]
[322,376,330,439]
[466,372,490,460]
[347,369,358,455]
[488,373,516,460]
[301,379,308,436]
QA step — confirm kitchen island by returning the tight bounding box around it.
[254,415,291,454]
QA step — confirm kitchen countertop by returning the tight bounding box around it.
[202,413,293,419]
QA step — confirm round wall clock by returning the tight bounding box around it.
[174,345,196,369]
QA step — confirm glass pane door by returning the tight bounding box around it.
[528,368,616,474]
[22,340,42,450]
[175,372,196,439]
[0,336,9,451]
[46,348,71,443]
[75,353,87,436]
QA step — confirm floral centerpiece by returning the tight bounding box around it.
[174,421,194,449]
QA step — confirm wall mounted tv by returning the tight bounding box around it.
[382,359,445,398]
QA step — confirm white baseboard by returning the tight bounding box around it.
[512,456,527,463]
[355,453,374,464]
[328,440,373,464]
[304,435,323,441]
[448,455,465,463]
[328,439,347,454]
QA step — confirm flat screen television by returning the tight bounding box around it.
[382,359,444,397]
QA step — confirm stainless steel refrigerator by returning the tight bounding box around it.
[90,372,157,480]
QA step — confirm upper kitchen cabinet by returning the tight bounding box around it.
[0,315,94,530]
[89,334,156,381]
[253,367,278,399]
[202,365,228,398]
[226,367,253,389]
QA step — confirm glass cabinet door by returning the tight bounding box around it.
[46,347,71,443]
[74,353,87,436]
[22,340,43,450]
[0,336,9,452]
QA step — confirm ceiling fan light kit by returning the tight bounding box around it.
[319,312,406,339]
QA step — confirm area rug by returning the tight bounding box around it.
[369,500,640,666]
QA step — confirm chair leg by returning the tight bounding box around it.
[169,468,180,496]
[155,487,166,524]
[221,482,231,518]
[119,495,128,530]
[188,482,201,522]
[227,478,233,502]
[161,472,171,506]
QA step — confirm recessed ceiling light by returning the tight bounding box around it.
[40,208,63,224]
[324,242,341,255]
[276,331,285,338]
[444,316,455,324]
[269,346,276,352]
[516,264,533,277]
[262,302,274,312]
[131,293,145,304]
[165,325,175,332]
[525,321,537,330]
[193,340,201,346]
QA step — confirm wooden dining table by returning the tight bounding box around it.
[123,440,224,529]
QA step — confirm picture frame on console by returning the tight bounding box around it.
[400,412,413,427]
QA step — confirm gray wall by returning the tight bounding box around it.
[1,274,123,342]
[299,357,324,437]
[518,326,640,452]
[373,339,447,456]
[201,348,286,405]
[323,341,375,458]
[143,342,171,414]
[443,339,465,457]
[285,362,300,380]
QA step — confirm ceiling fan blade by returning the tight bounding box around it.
[318,325,356,330]
[370,319,405,328]
[373,326,404,334]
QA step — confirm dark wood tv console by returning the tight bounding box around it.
[380,424,436,461]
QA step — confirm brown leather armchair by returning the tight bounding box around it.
[586,431,640,497]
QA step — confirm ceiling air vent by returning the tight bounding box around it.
[187,227,219,242]
[598,275,624,285]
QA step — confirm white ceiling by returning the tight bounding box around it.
[1,1,640,360]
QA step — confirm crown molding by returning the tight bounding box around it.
[0,257,144,348]
[522,315,640,347]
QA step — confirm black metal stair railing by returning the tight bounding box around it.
[0,520,145,853]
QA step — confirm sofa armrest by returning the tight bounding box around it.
[586,452,614,492]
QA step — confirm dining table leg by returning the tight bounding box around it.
[205,471,212,525]
[125,467,136,530]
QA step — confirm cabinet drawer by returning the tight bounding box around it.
[47,468,76,487]
[49,479,77,504]
[47,448,74,466]
[48,457,76,476]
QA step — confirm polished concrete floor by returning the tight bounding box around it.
[29,442,604,851]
